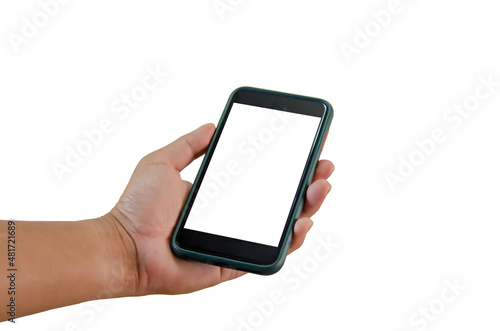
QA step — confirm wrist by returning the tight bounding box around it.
[93,211,139,298]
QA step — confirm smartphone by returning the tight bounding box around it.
[171,87,333,275]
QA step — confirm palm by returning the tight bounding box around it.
[111,124,333,296]
[114,159,243,295]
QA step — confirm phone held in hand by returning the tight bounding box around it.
[171,87,333,275]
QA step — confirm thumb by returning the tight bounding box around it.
[155,123,215,171]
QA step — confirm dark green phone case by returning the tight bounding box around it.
[171,86,333,275]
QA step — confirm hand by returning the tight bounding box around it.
[108,123,334,296]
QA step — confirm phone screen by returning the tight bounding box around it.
[183,102,322,247]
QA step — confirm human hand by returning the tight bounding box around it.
[107,123,334,296]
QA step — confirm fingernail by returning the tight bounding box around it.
[327,182,332,194]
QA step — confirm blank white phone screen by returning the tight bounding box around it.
[184,103,321,247]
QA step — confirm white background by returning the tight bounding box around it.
[0,0,499,330]
[185,103,321,246]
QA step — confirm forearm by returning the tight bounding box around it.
[0,215,138,321]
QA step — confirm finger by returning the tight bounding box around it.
[155,123,215,171]
[288,217,314,254]
[182,180,193,199]
[218,266,247,283]
[311,160,335,183]
[300,179,331,218]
